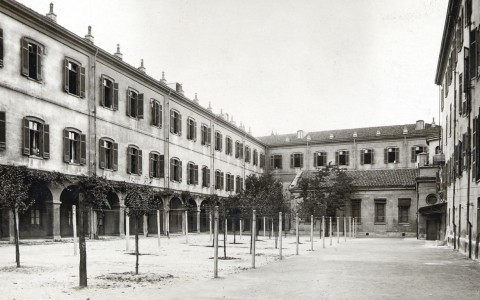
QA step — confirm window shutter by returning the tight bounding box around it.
[206,168,210,187]
[112,142,118,171]
[290,154,294,168]
[151,102,156,126]
[138,149,142,175]
[240,144,244,159]
[170,110,174,133]
[113,83,119,110]
[79,67,86,98]
[137,93,144,119]
[0,28,3,67]
[127,91,132,117]
[360,150,364,165]
[100,78,105,107]
[179,160,183,182]
[384,148,388,164]
[396,148,400,163]
[0,111,5,150]
[335,152,339,165]
[220,134,223,151]
[187,164,191,184]
[159,155,164,178]
[42,124,49,159]
[345,151,349,166]
[313,153,317,167]
[126,147,132,174]
[63,129,70,163]
[170,159,174,181]
[159,105,163,128]
[36,47,42,81]
[99,140,105,169]
[300,153,304,168]
[149,153,154,177]
[21,38,29,76]
[207,128,212,145]
[371,150,375,164]
[411,147,416,163]
[80,134,86,165]
[221,172,224,190]
[194,121,197,141]
[178,113,182,135]
[194,165,199,185]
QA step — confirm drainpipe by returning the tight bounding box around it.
[466,18,473,259]
[91,47,99,176]
[165,90,172,191]
[452,70,457,250]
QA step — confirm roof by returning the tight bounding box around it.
[258,123,440,147]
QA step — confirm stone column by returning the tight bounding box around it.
[182,209,186,235]
[52,201,61,241]
[143,215,148,237]
[197,206,201,233]
[119,205,125,238]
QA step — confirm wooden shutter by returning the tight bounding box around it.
[178,113,182,135]
[127,90,132,117]
[112,142,118,171]
[100,77,105,106]
[290,154,294,168]
[170,159,174,181]
[300,153,304,168]
[384,148,388,164]
[137,94,144,119]
[126,147,132,174]
[21,38,29,76]
[371,150,375,164]
[42,124,49,159]
[36,47,42,81]
[80,134,86,165]
[395,148,400,163]
[207,127,212,145]
[0,112,5,150]
[187,163,191,184]
[63,129,70,162]
[178,160,182,182]
[313,152,318,167]
[206,168,210,187]
[345,151,349,166]
[170,110,174,133]
[194,165,199,185]
[113,83,119,110]
[194,121,197,141]
[137,149,142,175]
[473,118,477,181]
[335,151,339,165]
[99,140,105,169]
[79,67,86,98]
[159,155,164,178]
[151,102,157,126]
[0,28,3,67]
[221,172,224,190]
[360,150,364,165]
[149,153,154,177]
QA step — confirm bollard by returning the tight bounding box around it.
[263,216,266,237]
[240,218,243,240]
[157,210,161,248]
[252,210,257,268]
[337,217,339,244]
[310,215,314,251]
[322,216,325,248]
[214,206,219,278]
[72,205,77,256]
[295,213,299,255]
[344,217,347,242]
[271,218,274,240]
[279,212,283,260]
[126,209,130,252]
[185,211,189,244]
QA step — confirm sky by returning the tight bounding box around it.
[17,0,448,137]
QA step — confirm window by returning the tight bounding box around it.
[398,199,411,223]
[235,141,243,159]
[201,124,211,145]
[64,58,85,97]
[0,111,5,150]
[63,129,86,165]
[23,117,49,159]
[99,138,118,171]
[360,149,374,165]
[187,118,197,141]
[151,99,162,127]
[215,131,223,151]
[459,73,464,115]
[0,28,3,67]
[253,149,258,166]
[271,154,282,169]
[313,151,327,167]
[187,162,199,185]
[30,209,40,225]
[149,152,164,179]
[384,147,399,164]
[411,146,427,163]
[335,150,349,166]
[426,194,438,205]
[259,153,265,169]
[245,146,251,163]
[226,173,234,192]
[236,176,244,193]
[225,136,233,155]
[21,38,43,81]
[290,153,303,168]
[100,75,118,110]
[170,109,182,135]
[127,145,142,175]
[469,28,477,79]
[351,199,361,224]
[127,88,144,119]
[374,199,386,223]
[202,166,210,188]
[215,170,224,190]
[170,157,182,182]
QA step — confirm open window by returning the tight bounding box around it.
[290,153,303,168]
[127,88,144,119]
[187,162,199,185]
[99,138,118,171]
[215,131,223,151]
[335,150,349,166]
[360,149,374,165]
[384,147,399,164]
[23,117,49,159]
[202,166,210,188]
[21,38,44,81]
[64,58,85,98]
[63,128,86,165]
[127,145,142,175]
[149,152,164,179]
[170,157,182,182]
[187,118,197,141]
[170,109,182,135]
[100,75,118,110]
[313,151,327,167]
[271,154,282,169]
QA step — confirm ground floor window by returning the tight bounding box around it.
[398,198,411,223]
[375,199,386,223]
[351,199,361,223]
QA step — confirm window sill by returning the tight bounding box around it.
[65,91,81,99]
[101,105,117,112]
[28,155,44,160]
[374,222,386,225]
[399,223,410,225]
[24,76,43,83]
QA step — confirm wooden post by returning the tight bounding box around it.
[329,217,332,246]
[295,212,299,255]
[322,216,325,248]
[15,208,19,241]
[214,206,219,278]
[185,210,189,244]
[279,212,283,260]
[349,217,352,238]
[310,215,314,251]
[344,217,347,242]
[252,210,256,268]
[126,209,130,252]
[225,218,228,244]
[157,210,161,248]
[337,217,339,244]
[209,210,213,242]
[271,218,274,240]
[197,208,201,234]
[263,216,266,237]
[240,218,243,240]
[72,205,77,256]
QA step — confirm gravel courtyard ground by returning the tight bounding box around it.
[1,234,479,299]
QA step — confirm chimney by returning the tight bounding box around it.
[297,130,304,139]
[46,3,57,23]
[403,126,408,135]
[248,127,252,135]
[84,26,94,44]
[353,131,357,138]
[415,120,425,130]
[138,59,146,73]
[114,44,123,60]
[193,93,199,104]
[207,102,212,112]
[176,83,184,95]
[160,71,167,85]
[431,117,436,128]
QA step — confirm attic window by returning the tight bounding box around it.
[329,134,334,139]
[285,137,290,142]
[376,130,381,136]
[403,127,408,135]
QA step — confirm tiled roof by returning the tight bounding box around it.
[257,123,440,147]
[346,169,418,188]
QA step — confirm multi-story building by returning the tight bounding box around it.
[435,0,480,259]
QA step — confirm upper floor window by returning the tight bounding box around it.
[0,28,3,68]
[411,146,427,163]
[99,138,118,171]
[63,128,86,165]
[170,109,182,135]
[201,124,211,146]
[64,58,85,98]
[235,176,244,193]
[215,170,224,190]
[226,136,233,155]
[187,162,199,185]
[313,151,327,167]
[127,145,142,175]
[0,111,5,150]
[253,149,258,166]
[235,141,243,159]
[245,146,251,163]
[202,166,210,188]
[187,118,197,141]
[151,99,162,128]
[23,117,49,159]
[259,153,265,169]
[290,153,304,168]
[384,147,399,164]
[226,173,234,192]
[360,149,374,165]
[215,131,223,151]
[335,150,349,166]
[149,152,164,179]
[127,88,144,119]
[271,154,282,169]
[21,38,43,81]
[170,157,182,182]
[100,75,118,110]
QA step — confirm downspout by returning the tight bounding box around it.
[466,17,473,259]
[165,90,172,190]
[452,70,457,250]
[91,47,99,176]
[416,178,419,239]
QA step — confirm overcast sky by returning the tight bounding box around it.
[17,0,448,137]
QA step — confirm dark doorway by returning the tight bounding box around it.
[60,186,89,237]
[426,219,438,240]
[169,197,183,233]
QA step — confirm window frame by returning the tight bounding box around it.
[186,117,197,141]
[335,150,349,166]
[201,124,211,146]
[259,153,265,169]
[351,199,361,224]
[23,116,49,159]
[150,99,162,128]
[100,74,119,110]
[170,109,182,136]
[384,147,400,164]
[63,127,86,165]
[398,198,411,224]
[215,131,223,152]
[360,148,374,165]
[271,154,282,169]
[225,136,233,156]
[253,149,258,166]
[21,37,44,82]
[374,199,386,224]
[202,166,210,188]
[215,169,224,190]
[411,145,427,163]
[149,151,164,179]
[187,161,199,185]
[126,87,144,120]
[170,157,182,182]
[98,137,118,171]
[64,57,85,98]
[127,144,142,175]
[313,151,327,168]
[245,146,251,163]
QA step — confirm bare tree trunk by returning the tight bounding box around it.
[274,220,278,249]
[233,219,236,244]
[135,217,139,275]
[249,220,253,254]
[79,199,87,287]
[13,209,20,268]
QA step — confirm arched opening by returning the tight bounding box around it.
[147,195,163,235]
[124,192,143,235]
[19,183,52,239]
[200,200,211,232]
[169,197,183,233]
[186,198,197,232]
[60,186,89,237]
[98,191,120,236]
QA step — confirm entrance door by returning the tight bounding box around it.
[426,220,438,240]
